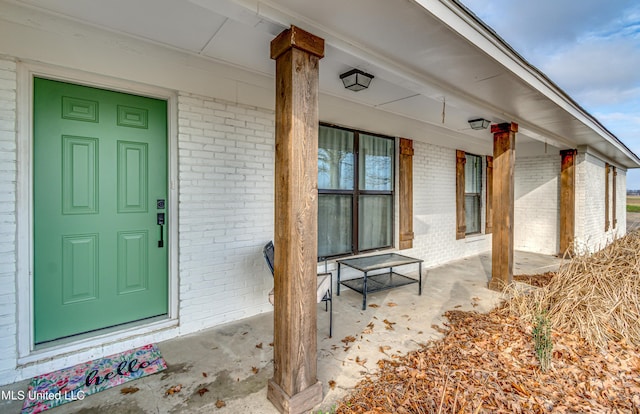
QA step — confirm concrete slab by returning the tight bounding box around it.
[0,251,562,414]
[627,212,640,233]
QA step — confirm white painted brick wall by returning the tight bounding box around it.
[574,151,620,253]
[514,154,560,255]
[0,57,17,377]
[0,65,630,385]
[176,92,275,334]
[403,141,492,268]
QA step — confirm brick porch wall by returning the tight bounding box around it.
[177,93,275,333]
[514,154,560,255]
[0,57,17,378]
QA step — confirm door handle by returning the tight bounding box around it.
[156,199,166,248]
[157,213,165,248]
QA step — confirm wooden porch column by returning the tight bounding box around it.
[399,138,414,249]
[559,149,577,255]
[268,26,324,414]
[489,122,517,291]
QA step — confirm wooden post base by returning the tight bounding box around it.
[267,379,323,414]
[488,278,507,292]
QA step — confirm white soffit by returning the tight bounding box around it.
[9,0,640,166]
[200,18,275,75]
[16,0,228,52]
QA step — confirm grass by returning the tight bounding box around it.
[532,309,552,372]
[627,196,640,212]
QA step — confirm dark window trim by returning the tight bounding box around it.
[464,152,483,236]
[318,123,395,259]
[605,163,610,231]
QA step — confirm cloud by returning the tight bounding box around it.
[461,0,639,55]
[594,111,640,139]
[461,0,640,176]
[461,0,640,129]
[540,39,640,106]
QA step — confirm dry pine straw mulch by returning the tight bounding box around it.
[513,272,556,288]
[335,233,640,413]
[335,304,640,413]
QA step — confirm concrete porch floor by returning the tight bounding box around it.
[1,251,562,414]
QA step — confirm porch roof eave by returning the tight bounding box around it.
[411,0,640,169]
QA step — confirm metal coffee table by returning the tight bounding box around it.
[336,253,423,310]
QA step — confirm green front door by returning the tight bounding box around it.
[34,78,168,344]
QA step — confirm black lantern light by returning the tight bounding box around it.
[468,118,491,130]
[340,69,374,92]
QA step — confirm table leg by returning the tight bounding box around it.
[419,263,422,295]
[337,263,341,296]
[362,271,368,310]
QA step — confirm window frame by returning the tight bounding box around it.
[318,123,395,259]
[605,163,618,231]
[456,149,488,239]
[464,152,483,235]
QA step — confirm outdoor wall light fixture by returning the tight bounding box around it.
[468,118,491,130]
[340,69,374,91]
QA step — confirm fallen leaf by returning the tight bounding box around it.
[369,304,379,308]
[165,384,182,396]
[202,372,208,378]
[379,345,391,353]
[362,322,375,334]
[197,387,209,397]
[120,386,139,395]
[383,319,396,330]
[256,342,263,349]
[328,380,336,390]
[216,399,226,408]
[387,302,397,307]
[342,335,356,345]
[252,366,259,374]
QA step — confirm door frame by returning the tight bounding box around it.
[17,61,179,362]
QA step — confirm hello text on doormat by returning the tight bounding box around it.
[21,343,166,413]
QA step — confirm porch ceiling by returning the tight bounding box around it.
[13,0,640,168]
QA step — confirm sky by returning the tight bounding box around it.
[460,0,640,189]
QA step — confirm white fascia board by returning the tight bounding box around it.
[418,0,640,167]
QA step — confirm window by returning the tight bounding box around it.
[456,150,484,238]
[465,153,482,234]
[318,125,394,258]
[605,163,617,231]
